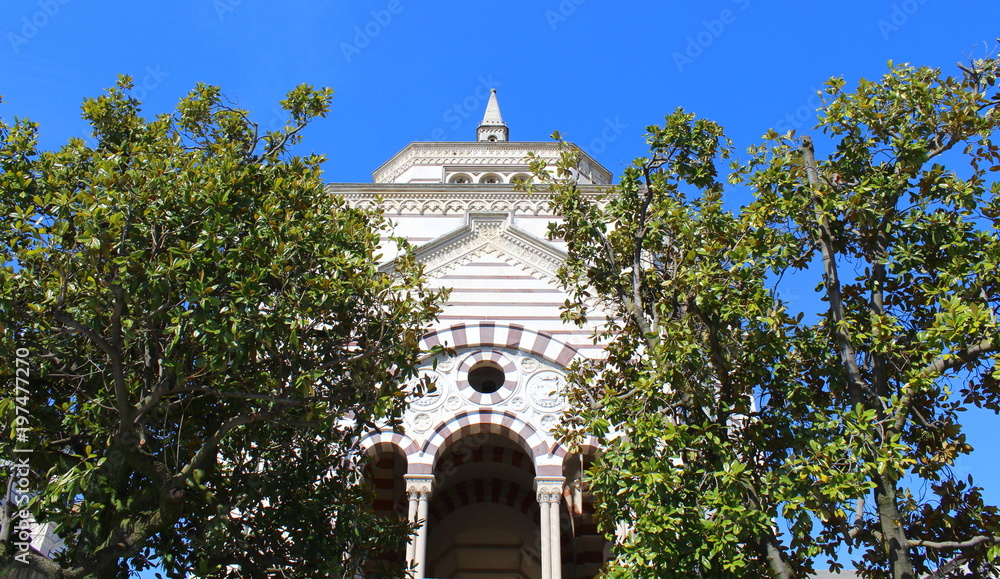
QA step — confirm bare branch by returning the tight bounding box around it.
[53,312,114,358]
[800,136,866,407]
[908,535,1000,549]
[893,337,1000,433]
[177,411,275,482]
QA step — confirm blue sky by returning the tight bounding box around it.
[2,0,999,574]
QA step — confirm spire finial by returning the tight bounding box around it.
[477,88,508,142]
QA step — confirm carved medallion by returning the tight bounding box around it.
[412,413,432,432]
[527,371,565,410]
[445,396,463,411]
[410,370,444,409]
[519,357,539,373]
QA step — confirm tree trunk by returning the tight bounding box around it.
[761,531,795,579]
[873,472,915,579]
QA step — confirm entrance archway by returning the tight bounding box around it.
[364,443,410,576]
[427,433,541,579]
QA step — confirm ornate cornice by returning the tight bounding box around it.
[370,141,612,185]
[329,185,607,216]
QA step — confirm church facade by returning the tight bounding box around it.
[337,90,611,579]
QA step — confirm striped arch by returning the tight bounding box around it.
[421,322,580,368]
[563,435,603,465]
[421,410,564,476]
[438,442,536,476]
[360,429,418,460]
[429,479,540,526]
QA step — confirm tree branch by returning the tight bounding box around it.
[176,411,276,483]
[800,136,867,407]
[53,312,114,358]
[893,337,1000,433]
[908,535,1000,549]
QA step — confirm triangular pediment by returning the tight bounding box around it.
[384,213,567,285]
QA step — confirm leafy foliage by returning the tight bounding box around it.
[533,58,1000,578]
[0,78,444,578]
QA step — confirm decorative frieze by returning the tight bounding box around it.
[370,141,612,185]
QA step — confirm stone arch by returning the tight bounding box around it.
[429,478,540,527]
[420,322,580,368]
[562,435,603,464]
[421,409,563,476]
[360,429,419,461]
[560,436,608,577]
[361,431,412,545]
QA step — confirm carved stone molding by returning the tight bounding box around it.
[408,370,444,410]
[331,184,610,217]
[345,192,554,216]
[370,141,612,185]
[404,474,435,497]
[403,213,567,284]
[535,476,565,504]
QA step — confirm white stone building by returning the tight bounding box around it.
[339,90,611,579]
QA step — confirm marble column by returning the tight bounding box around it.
[535,476,566,579]
[404,475,435,579]
[404,491,418,564]
[539,497,552,579]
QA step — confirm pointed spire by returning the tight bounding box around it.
[477,88,509,142]
[481,89,504,125]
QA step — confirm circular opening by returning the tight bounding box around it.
[449,173,471,184]
[480,173,502,184]
[469,362,505,394]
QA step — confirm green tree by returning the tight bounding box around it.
[530,113,807,578]
[743,58,1000,578]
[533,57,1000,579]
[0,78,444,578]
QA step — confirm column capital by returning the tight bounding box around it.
[404,474,435,497]
[535,475,565,503]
